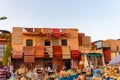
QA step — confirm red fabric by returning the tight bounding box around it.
[24,46,35,56]
[12,51,23,59]
[53,46,62,59]
[71,50,80,59]
[24,55,34,63]
[103,48,111,63]
[35,46,44,58]
[53,46,62,54]
[53,54,62,59]
[52,29,61,38]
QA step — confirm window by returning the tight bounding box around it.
[61,39,67,46]
[0,44,7,57]
[26,39,33,46]
[44,40,50,46]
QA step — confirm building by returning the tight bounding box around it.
[105,39,120,60]
[93,40,111,64]
[0,30,10,63]
[78,33,91,68]
[11,27,86,71]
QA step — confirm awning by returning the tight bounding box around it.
[103,48,111,62]
[53,46,62,54]
[62,54,71,59]
[52,28,61,38]
[71,50,80,59]
[23,46,35,63]
[86,53,102,57]
[62,46,71,59]
[53,46,62,59]
[24,46,35,56]
[35,46,44,58]
[24,55,34,63]
[12,51,23,59]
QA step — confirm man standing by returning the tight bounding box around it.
[0,63,11,80]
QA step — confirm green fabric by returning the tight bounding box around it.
[86,53,102,57]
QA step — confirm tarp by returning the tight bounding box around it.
[12,51,23,59]
[109,55,120,65]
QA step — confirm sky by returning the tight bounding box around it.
[0,0,120,41]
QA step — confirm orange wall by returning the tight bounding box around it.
[106,39,120,52]
[12,27,79,51]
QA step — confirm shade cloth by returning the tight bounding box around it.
[12,51,23,59]
[109,55,120,65]
[24,46,35,56]
[53,46,62,54]
[71,50,80,59]
[24,55,34,63]
[53,46,62,59]
[62,46,71,59]
[103,48,111,63]
[23,46,35,62]
[35,46,44,58]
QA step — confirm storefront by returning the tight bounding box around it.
[86,53,103,66]
[103,48,111,63]
[71,50,80,68]
[52,46,63,72]
[23,46,35,63]
[62,46,71,70]
[11,51,23,72]
[34,46,44,67]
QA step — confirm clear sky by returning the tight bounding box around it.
[0,0,120,41]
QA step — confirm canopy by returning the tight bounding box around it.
[109,55,120,65]
[12,51,23,59]
[71,50,80,59]
[86,53,102,57]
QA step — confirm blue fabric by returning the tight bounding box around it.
[68,74,78,80]
[60,77,68,80]
[60,74,78,80]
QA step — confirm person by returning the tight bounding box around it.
[48,66,51,76]
[92,66,101,79]
[14,63,27,80]
[0,63,11,80]
[44,66,48,76]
